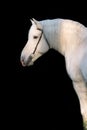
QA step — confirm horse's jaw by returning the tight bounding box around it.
[31,53,42,63]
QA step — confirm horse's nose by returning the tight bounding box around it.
[20,55,26,66]
[20,55,33,66]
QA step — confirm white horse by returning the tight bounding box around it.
[20,18,87,127]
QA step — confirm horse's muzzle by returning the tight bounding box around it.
[20,54,33,66]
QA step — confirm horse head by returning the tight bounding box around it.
[20,18,50,66]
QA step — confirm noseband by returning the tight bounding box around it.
[32,29,50,55]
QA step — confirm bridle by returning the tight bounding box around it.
[25,28,50,65]
[32,28,50,55]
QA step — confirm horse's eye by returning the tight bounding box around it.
[33,36,38,39]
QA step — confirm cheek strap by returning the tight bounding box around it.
[32,30,43,54]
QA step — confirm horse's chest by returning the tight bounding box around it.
[65,54,83,82]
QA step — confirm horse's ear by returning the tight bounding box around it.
[30,18,42,30]
[32,18,38,24]
[30,19,35,25]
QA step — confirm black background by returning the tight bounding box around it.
[14,1,87,129]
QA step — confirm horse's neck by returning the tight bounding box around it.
[40,19,87,56]
[40,19,65,55]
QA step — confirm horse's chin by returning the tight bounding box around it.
[27,61,34,66]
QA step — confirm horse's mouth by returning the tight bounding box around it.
[21,60,33,67]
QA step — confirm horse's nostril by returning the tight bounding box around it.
[21,56,24,62]
[20,56,26,66]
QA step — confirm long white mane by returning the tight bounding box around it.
[20,18,87,128]
[40,18,87,55]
